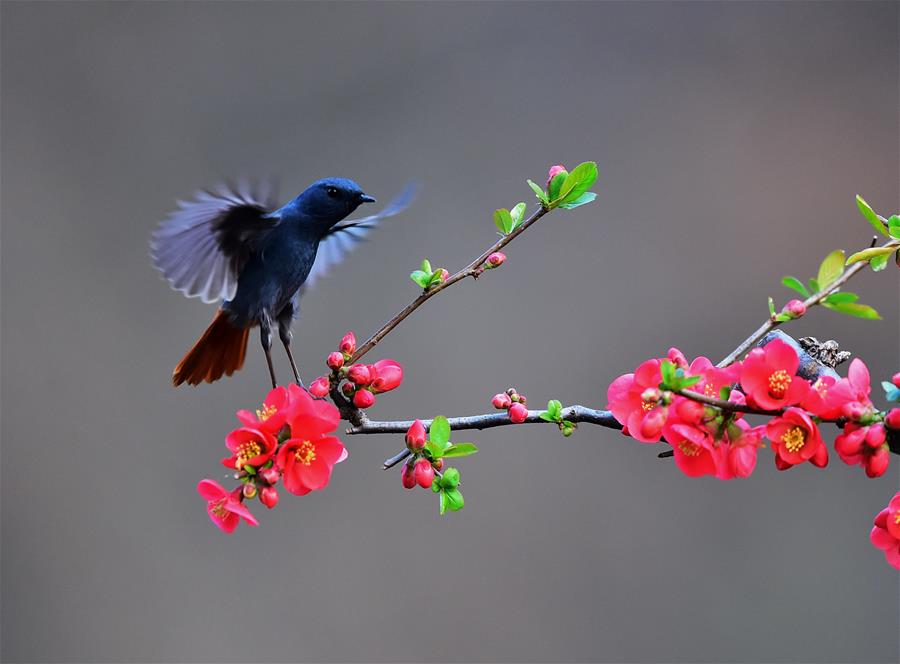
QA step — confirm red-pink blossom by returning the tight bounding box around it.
[870,491,900,570]
[353,389,376,409]
[277,436,346,495]
[309,376,330,398]
[783,299,807,317]
[835,422,890,477]
[401,460,417,489]
[370,359,403,393]
[827,358,874,421]
[197,480,259,533]
[893,373,900,389]
[508,402,528,423]
[492,393,512,409]
[221,427,277,471]
[739,341,810,411]
[414,458,435,488]
[236,386,293,435]
[765,407,827,469]
[340,331,357,356]
[326,351,345,370]
[687,356,741,402]
[486,252,506,268]
[347,364,372,386]
[607,358,666,443]
[259,486,279,509]
[885,408,900,430]
[405,419,426,452]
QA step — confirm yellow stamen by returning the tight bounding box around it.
[210,499,228,518]
[256,403,277,421]
[780,426,806,453]
[235,440,262,469]
[679,441,702,457]
[294,440,317,466]
[768,370,792,399]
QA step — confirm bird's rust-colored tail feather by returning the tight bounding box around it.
[173,310,250,386]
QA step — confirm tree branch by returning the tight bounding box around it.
[350,204,550,363]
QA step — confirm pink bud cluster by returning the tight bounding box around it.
[493,388,528,423]
[309,331,404,410]
[400,420,443,490]
[484,252,507,270]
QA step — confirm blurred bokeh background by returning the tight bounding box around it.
[2,1,898,662]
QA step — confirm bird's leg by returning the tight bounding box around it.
[277,311,304,388]
[259,320,277,389]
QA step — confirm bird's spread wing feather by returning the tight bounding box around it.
[151,181,279,304]
[304,182,418,290]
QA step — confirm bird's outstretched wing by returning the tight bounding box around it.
[304,182,419,290]
[151,181,279,304]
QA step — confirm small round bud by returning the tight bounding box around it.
[667,348,688,369]
[431,458,444,472]
[842,401,866,421]
[414,458,435,489]
[675,398,704,423]
[353,389,376,409]
[783,299,807,318]
[485,252,507,269]
[508,402,528,424]
[516,395,526,406]
[309,376,330,398]
[347,364,372,386]
[260,467,280,485]
[401,460,417,489]
[639,407,667,440]
[437,268,449,283]
[865,447,890,478]
[326,351,345,371]
[885,408,900,430]
[340,331,357,356]
[492,393,512,409]
[546,164,567,189]
[259,486,279,509]
[242,483,258,499]
[341,382,355,397]
[865,423,887,448]
[405,419,427,452]
[893,372,900,389]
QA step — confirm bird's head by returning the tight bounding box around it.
[297,177,376,226]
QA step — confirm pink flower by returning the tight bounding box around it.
[664,420,717,477]
[546,164,567,188]
[414,458,435,488]
[347,364,372,386]
[259,486,279,509]
[765,408,827,469]
[739,341,810,411]
[607,358,666,443]
[401,460,417,489]
[370,359,403,393]
[277,436,346,495]
[308,376,330,398]
[353,389,376,409]
[801,375,842,419]
[782,299,807,318]
[197,480,259,533]
[326,351,345,370]
[687,356,741,402]
[485,252,506,268]
[236,386,294,435]
[340,331,357,356]
[221,427,277,470]
[492,393,512,409]
[826,358,874,420]
[405,419,426,452]
[508,402,528,423]
[835,422,890,478]
[870,491,900,570]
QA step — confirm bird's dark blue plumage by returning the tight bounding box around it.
[151,177,416,387]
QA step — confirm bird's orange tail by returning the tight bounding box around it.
[173,310,250,386]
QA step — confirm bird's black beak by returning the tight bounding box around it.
[358,193,376,204]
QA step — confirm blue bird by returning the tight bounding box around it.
[151,178,415,388]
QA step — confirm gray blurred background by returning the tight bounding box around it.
[2,1,898,662]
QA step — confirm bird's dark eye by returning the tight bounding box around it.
[325,186,339,198]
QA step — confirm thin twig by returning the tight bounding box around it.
[716,238,898,368]
[350,205,550,363]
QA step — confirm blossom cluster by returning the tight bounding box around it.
[197,384,347,533]
[308,331,404,409]
[607,339,896,479]
[492,388,529,423]
[870,490,900,570]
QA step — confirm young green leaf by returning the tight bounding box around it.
[781,276,810,298]
[660,359,676,387]
[421,259,432,274]
[807,278,820,294]
[556,161,598,205]
[527,179,549,206]
[443,488,464,512]
[510,202,526,227]
[768,297,776,317]
[856,195,889,237]
[428,271,446,287]
[681,375,702,389]
[429,416,451,447]
[548,172,568,202]
[817,250,845,289]
[870,252,890,272]
[559,192,597,209]
[410,270,430,288]
[822,301,882,320]
[824,292,859,305]
[888,215,900,239]
[846,245,897,266]
[438,443,479,458]
[439,467,460,489]
[493,208,513,235]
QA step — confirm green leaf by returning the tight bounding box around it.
[421,259,432,274]
[559,192,597,209]
[808,278,820,294]
[438,443,479,458]
[817,250,845,289]
[781,276,810,297]
[768,297,776,317]
[823,302,882,320]
[428,271,446,287]
[548,171,568,201]
[410,270,430,288]
[548,399,562,417]
[539,412,557,423]
[681,375,702,389]
[439,490,447,515]
[429,416,451,447]
[846,245,897,266]
[774,312,792,323]
[527,179,549,205]
[510,202,526,227]
[439,467,460,489]
[871,252,890,272]
[824,292,859,305]
[856,195,889,237]
[243,464,256,475]
[556,161,598,205]
[660,359,676,387]
[443,488,464,512]
[493,208,513,235]
[888,215,900,239]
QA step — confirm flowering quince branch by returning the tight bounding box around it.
[196,162,900,573]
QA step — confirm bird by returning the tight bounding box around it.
[151,177,415,388]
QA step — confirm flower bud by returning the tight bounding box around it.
[893,373,900,389]
[348,364,372,386]
[667,347,689,369]
[675,398,704,423]
[340,331,357,356]
[242,483,258,499]
[326,351,345,370]
[641,388,662,404]
[260,467,280,485]
[401,460,417,489]
[508,402,528,423]
[865,423,887,448]
[309,376,330,398]
[353,389,376,409]
[639,407,667,440]
[431,458,444,472]
[885,408,900,430]
[492,393,512,409]
[259,486,279,509]
[437,268,449,283]
[842,401,866,421]
[405,419,427,452]
[414,458,435,489]
[783,299,807,318]
[865,447,890,478]
[341,382,355,397]
[485,252,507,269]
[546,164,567,189]
[835,428,865,457]
[370,359,403,393]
